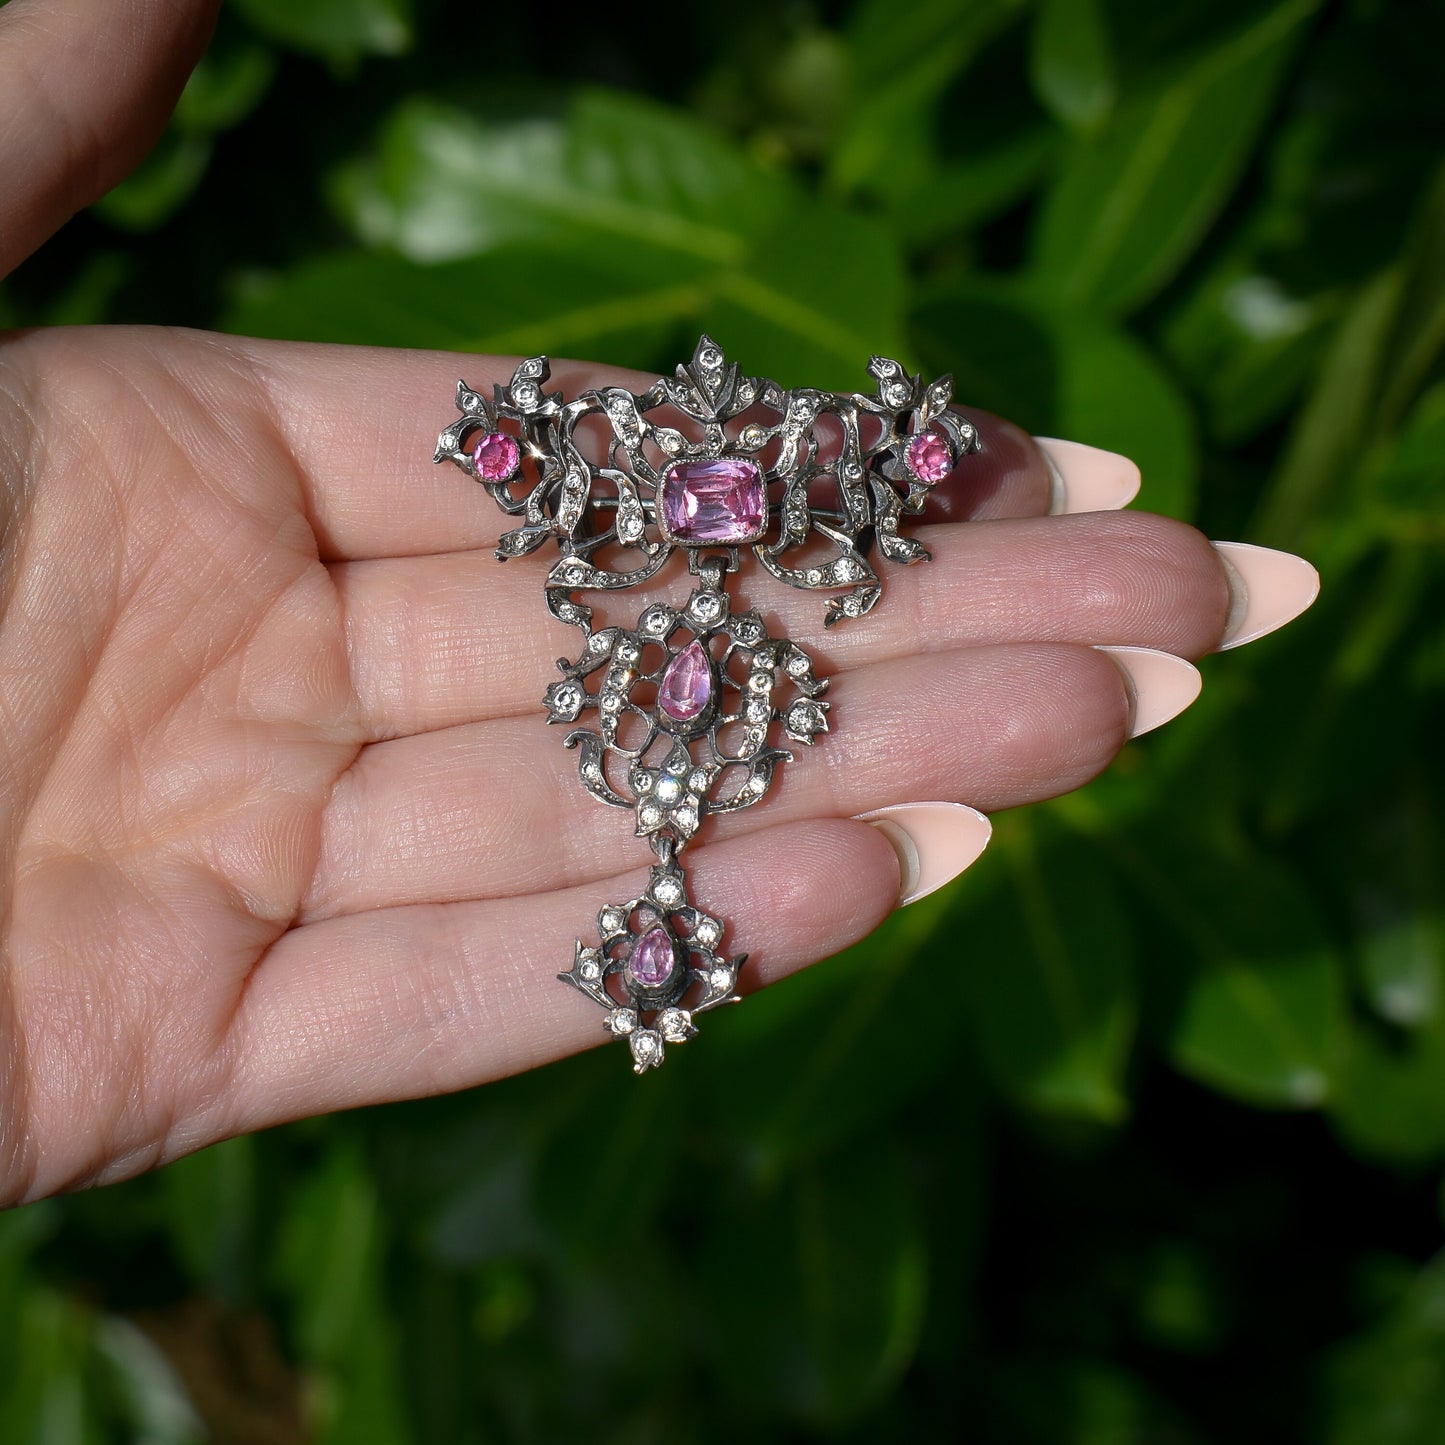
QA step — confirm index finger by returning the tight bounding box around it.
[0,0,218,280]
[234,336,1061,560]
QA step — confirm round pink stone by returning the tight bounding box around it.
[658,640,713,723]
[628,926,676,988]
[906,432,953,483]
[472,431,520,481]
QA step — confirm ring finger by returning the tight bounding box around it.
[301,639,1189,922]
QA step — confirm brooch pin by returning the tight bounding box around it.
[436,337,976,1072]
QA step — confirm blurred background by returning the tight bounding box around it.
[2,0,1443,1439]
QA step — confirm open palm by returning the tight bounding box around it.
[0,0,1309,1205]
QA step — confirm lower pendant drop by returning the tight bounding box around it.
[558,851,746,1073]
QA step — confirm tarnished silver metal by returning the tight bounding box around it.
[435,336,975,1072]
[548,579,828,841]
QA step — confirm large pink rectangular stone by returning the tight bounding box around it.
[659,458,765,544]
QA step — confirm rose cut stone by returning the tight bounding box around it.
[628,926,676,989]
[905,432,952,484]
[658,640,713,723]
[660,457,765,544]
[472,431,520,481]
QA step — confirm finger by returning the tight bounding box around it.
[304,641,1149,922]
[236,339,1063,559]
[924,410,1049,522]
[222,817,904,1129]
[1034,438,1141,515]
[336,509,1230,739]
[0,0,219,280]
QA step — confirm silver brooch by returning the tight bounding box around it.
[436,336,976,1072]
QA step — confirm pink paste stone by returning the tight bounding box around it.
[658,640,713,723]
[472,431,520,481]
[906,432,952,483]
[628,926,676,988]
[660,458,765,543]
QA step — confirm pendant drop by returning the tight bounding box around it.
[558,848,744,1074]
[434,336,976,1072]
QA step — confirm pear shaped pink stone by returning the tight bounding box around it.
[628,926,676,988]
[658,640,712,723]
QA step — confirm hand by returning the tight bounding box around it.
[0,0,1317,1205]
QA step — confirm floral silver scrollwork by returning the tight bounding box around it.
[558,859,745,1074]
[435,336,979,634]
[545,582,828,841]
[434,337,978,1071]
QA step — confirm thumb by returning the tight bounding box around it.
[0,0,219,282]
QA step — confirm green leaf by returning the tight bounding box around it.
[1331,1017,1445,1168]
[272,1141,414,1445]
[158,1136,257,1303]
[1322,763,1445,1162]
[1248,269,1398,548]
[913,282,1198,517]
[828,0,1026,200]
[333,92,781,265]
[91,130,212,232]
[1324,1250,1445,1444]
[273,1141,384,1365]
[1172,958,1340,1108]
[956,810,1138,1124]
[704,204,908,385]
[530,1050,690,1260]
[1046,313,1198,518]
[234,0,411,61]
[226,245,707,362]
[1030,0,1117,133]
[1030,0,1320,314]
[894,127,1055,243]
[92,1317,206,1445]
[1232,544,1434,835]
[1375,166,1445,435]
[691,898,983,1172]
[1371,380,1445,518]
[0,1283,103,1445]
[1139,841,1347,1108]
[173,32,277,133]
[697,1138,928,1425]
[981,1357,1207,1444]
[1350,774,1445,1032]
[321,90,907,373]
[1162,265,1337,445]
[1251,168,1445,549]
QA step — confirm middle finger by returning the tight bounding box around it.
[303,639,1148,922]
[334,509,1229,740]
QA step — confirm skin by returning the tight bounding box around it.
[0,0,1234,1206]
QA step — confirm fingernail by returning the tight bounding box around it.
[856,803,992,906]
[1095,645,1202,737]
[1212,542,1321,650]
[1036,438,1141,515]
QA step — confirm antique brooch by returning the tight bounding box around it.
[435,336,976,1072]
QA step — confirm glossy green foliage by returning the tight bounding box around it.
[2,0,1442,1439]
